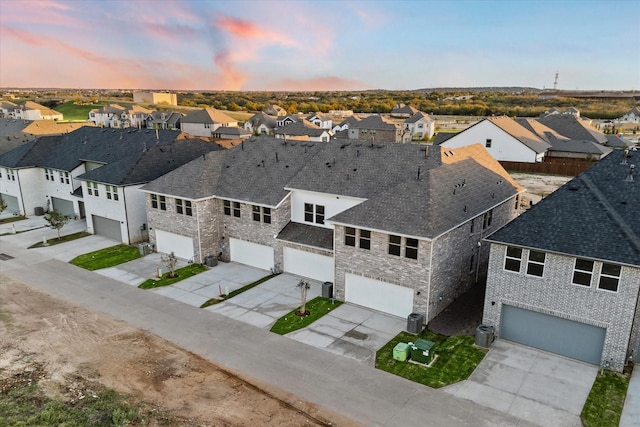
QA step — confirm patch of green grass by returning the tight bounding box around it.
[581,369,630,427]
[138,264,207,289]
[0,216,26,224]
[55,101,102,121]
[270,297,343,335]
[375,330,487,388]
[200,274,276,308]
[28,232,91,248]
[69,244,141,270]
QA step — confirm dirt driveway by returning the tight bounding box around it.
[0,275,357,426]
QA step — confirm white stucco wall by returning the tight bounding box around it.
[82,181,129,243]
[289,189,364,230]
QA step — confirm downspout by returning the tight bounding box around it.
[426,238,434,322]
[196,201,202,263]
[16,169,26,215]
[122,186,130,244]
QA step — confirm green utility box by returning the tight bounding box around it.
[411,339,435,364]
[393,342,411,362]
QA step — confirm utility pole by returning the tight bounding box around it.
[553,72,559,91]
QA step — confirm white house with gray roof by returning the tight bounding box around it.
[141,136,523,322]
[482,148,640,371]
[181,107,238,137]
[244,111,277,135]
[404,112,435,141]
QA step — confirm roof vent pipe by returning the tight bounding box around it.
[417,166,421,180]
[625,164,635,182]
[622,149,629,165]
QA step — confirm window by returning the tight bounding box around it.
[6,168,15,181]
[405,238,419,259]
[599,263,621,292]
[45,169,54,181]
[263,207,271,224]
[470,218,475,233]
[106,185,118,201]
[59,171,69,184]
[485,138,492,148]
[87,182,98,197]
[572,258,594,287]
[252,205,261,221]
[504,246,522,272]
[304,203,313,222]
[388,235,401,256]
[151,194,158,209]
[315,205,325,224]
[345,227,356,246]
[526,250,545,277]
[176,199,192,216]
[159,195,166,210]
[176,199,183,214]
[233,201,240,217]
[514,194,520,210]
[482,209,493,229]
[223,200,231,216]
[204,123,211,129]
[359,229,371,250]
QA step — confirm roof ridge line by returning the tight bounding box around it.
[579,174,640,255]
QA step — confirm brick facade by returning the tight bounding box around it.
[483,243,640,371]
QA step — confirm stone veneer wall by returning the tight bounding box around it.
[483,243,640,372]
[333,225,432,319]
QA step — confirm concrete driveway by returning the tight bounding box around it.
[443,340,598,427]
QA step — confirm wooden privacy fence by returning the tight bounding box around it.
[500,158,596,177]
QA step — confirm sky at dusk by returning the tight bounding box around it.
[1,0,638,91]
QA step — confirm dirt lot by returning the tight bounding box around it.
[0,275,358,426]
[511,172,572,204]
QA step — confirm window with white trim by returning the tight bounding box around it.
[6,168,15,181]
[526,250,545,277]
[106,185,118,201]
[304,203,325,225]
[405,238,418,259]
[176,199,192,216]
[233,201,240,217]
[151,194,158,209]
[159,196,166,211]
[572,258,594,287]
[359,229,371,250]
[504,246,522,272]
[388,235,401,256]
[59,171,69,184]
[485,138,492,148]
[482,209,493,229]
[598,263,621,292]
[45,169,54,181]
[87,182,98,197]
[252,205,270,223]
[345,227,356,246]
[223,200,231,215]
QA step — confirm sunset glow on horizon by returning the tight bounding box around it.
[1,0,638,91]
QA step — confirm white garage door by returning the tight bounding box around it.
[92,215,122,242]
[51,197,74,216]
[229,238,274,271]
[156,230,194,261]
[345,273,414,318]
[283,247,334,282]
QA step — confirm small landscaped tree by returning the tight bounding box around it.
[161,251,178,278]
[296,279,311,317]
[43,210,70,239]
[0,196,6,214]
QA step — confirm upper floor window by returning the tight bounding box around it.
[598,263,621,292]
[150,194,165,210]
[304,203,325,225]
[6,168,15,181]
[87,182,99,197]
[159,195,166,210]
[204,123,211,129]
[44,169,54,181]
[482,209,493,229]
[572,258,594,287]
[151,194,158,209]
[405,238,418,259]
[504,246,522,272]
[470,218,475,234]
[388,235,401,256]
[526,250,545,277]
[485,138,492,148]
[360,229,371,250]
[106,185,119,201]
[176,199,192,216]
[252,205,270,223]
[223,200,231,216]
[345,227,356,246]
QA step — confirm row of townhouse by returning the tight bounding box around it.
[437,114,632,163]
[0,100,63,121]
[0,127,223,244]
[482,147,639,371]
[140,136,523,324]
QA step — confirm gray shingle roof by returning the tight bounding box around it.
[485,116,551,154]
[537,114,607,144]
[485,148,640,266]
[405,112,431,124]
[275,120,326,137]
[182,107,235,124]
[546,136,612,155]
[351,115,398,131]
[276,222,334,250]
[246,112,276,129]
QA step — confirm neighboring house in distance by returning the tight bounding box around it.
[120,105,153,128]
[133,91,178,106]
[390,103,419,118]
[0,101,63,121]
[276,114,299,128]
[616,107,640,124]
[438,116,551,163]
[265,105,287,117]
[332,116,360,133]
[404,112,435,141]
[0,127,222,245]
[482,148,640,371]
[0,119,95,155]
[180,107,238,137]
[89,104,126,127]
[146,111,183,130]
[328,109,354,118]
[141,136,523,324]
[307,112,333,130]
[213,126,251,140]
[348,114,410,143]
[274,120,330,142]
[244,111,277,135]
[538,114,633,149]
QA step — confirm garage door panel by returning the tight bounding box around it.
[283,247,334,282]
[501,305,605,365]
[345,273,413,318]
[51,197,74,216]
[92,215,122,242]
[229,238,273,271]
[156,230,194,261]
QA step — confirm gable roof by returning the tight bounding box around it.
[337,116,360,127]
[246,111,277,128]
[537,114,607,144]
[352,114,398,131]
[485,116,551,154]
[92,104,126,114]
[486,149,640,266]
[391,104,419,115]
[405,111,432,124]
[328,144,522,239]
[275,119,326,137]
[182,107,236,124]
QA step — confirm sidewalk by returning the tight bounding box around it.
[0,236,534,427]
[621,365,640,426]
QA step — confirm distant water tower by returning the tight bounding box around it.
[553,72,559,90]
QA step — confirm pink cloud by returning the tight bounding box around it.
[143,22,199,40]
[0,0,81,27]
[215,15,297,47]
